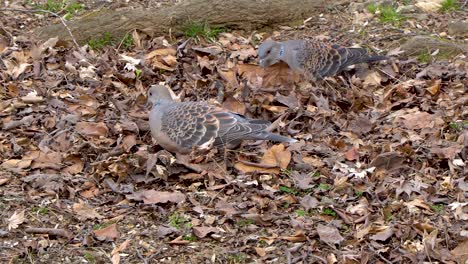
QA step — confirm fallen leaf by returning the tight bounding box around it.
[317,224,344,244]
[425,79,441,95]
[72,201,103,220]
[345,147,360,161]
[215,200,239,216]
[235,144,291,174]
[93,223,120,241]
[8,210,25,230]
[370,226,394,241]
[1,158,32,170]
[222,96,246,115]
[218,69,239,88]
[262,144,291,170]
[415,0,444,12]
[431,145,463,159]
[76,122,109,137]
[192,226,218,238]
[362,71,382,87]
[369,152,404,171]
[397,111,444,130]
[262,104,288,114]
[121,134,137,152]
[63,156,84,175]
[127,190,186,204]
[31,151,62,170]
[111,239,131,264]
[230,47,256,60]
[451,239,468,264]
[300,195,319,210]
[255,247,267,257]
[404,198,431,212]
[279,231,306,242]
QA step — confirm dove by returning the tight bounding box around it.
[258,39,388,81]
[147,85,296,154]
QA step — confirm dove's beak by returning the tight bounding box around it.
[259,59,265,67]
[145,100,152,110]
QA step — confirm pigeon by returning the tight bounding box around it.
[258,39,388,81]
[147,85,296,154]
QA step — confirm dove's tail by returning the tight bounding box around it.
[265,133,297,143]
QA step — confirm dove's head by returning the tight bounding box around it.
[146,85,173,107]
[258,40,283,68]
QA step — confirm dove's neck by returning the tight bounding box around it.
[278,42,295,70]
[152,98,172,109]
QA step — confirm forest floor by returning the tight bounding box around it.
[0,0,467,263]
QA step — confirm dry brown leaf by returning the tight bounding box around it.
[300,195,319,210]
[404,198,431,211]
[218,69,239,88]
[215,200,239,216]
[1,158,32,170]
[262,62,300,87]
[280,231,306,242]
[192,226,218,238]
[0,178,9,186]
[146,48,177,71]
[63,156,84,175]
[397,111,444,130]
[451,239,468,264]
[127,190,186,204]
[235,144,291,174]
[150,60,175,71]
[431,145,463,159]
[30,151,62,170]
[146,48,176,58]
[370,226,394,241]
[262,105,288,114]
[222,96,246,115]
[362,71,382,87]
[0,35,7,54]
[111,239,131,264]
[93,223,120,241]
[355,225,371,239]
[344,147,359,161]
[426,79,441,95]
[302,156,325,168]
[161,54,178,67]
[76,122,109,137]
[121,134,137,152]
[254,247,267,257]
[317,224,344,244]
[230,47,256,60]
[72,201,103,220]
[262,144,291,170]
[369,152,404,171]
[8,210,25,230]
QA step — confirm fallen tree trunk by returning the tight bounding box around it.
[35,0,335,44]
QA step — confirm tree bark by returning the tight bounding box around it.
[35,0,335,44]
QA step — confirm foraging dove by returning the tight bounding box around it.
[258,39,388,81]
[147,85,296,154]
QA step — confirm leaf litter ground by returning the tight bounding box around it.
[0,1,467,263]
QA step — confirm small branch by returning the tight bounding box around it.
[0,8,79,49]
[237,160,279,169]
[25,227,73,239]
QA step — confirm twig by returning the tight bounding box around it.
[25,227,73,239]
[237,160,278,169]
[0,8,80,49]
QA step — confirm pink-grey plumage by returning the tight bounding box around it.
[147,85,296,154]
[258,39,388,81]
